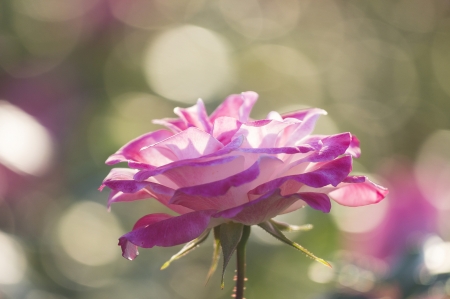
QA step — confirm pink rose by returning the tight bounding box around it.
[100,91,388,261]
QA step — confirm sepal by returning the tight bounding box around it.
[258,220,331,268]
[160,229,211,270]
[219,222,244,289]
[270,219,313,232]
[205,226,222,284]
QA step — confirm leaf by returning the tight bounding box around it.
[270,219,313,232]
[258,221,331,268]
[219,222,244,289]
[160,229,210,270]
[205,226,221,284]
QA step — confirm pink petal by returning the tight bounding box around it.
[152,156,246,188]
[105,130,173,165]
[346,134,361,158]
[132,213,174,229]
[152,118,187,133]
[328,176,388,207]
[169,156,283,210]
[283,108,327,146]
[119,210,216,260]
[296,192,331,212]
[235,119,297,149]
[101,168,193,214]
[101,168,148,193]
[238,144,315,155]
[214,189,298,225]
[250,155,353,196]
[281,108,327,121]
[140,127,223,162]
[292,133,352,164]
[212,116,243,145]
[174,98,212,132]
[134,136,245,181]
[214,190,331,225]
[210,92,258,123]
[119,213,175,260]
[107,189,153,208]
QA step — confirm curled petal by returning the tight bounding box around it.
[170,156,283,210]
[210,92,258,123]
[134,136,244,181]
[151,156,246,188]
[141,127,224,162]
[282,108,327,146]
[214,190,331,225]
[346,134,361,158]
[101,168,193,214]
[152,118,187,133]
[101,168,148,193]
[236,119,296,149]
[119,210,216,260]
[292,133,352,164]
[119,213,174,260]
[107,189,153,209]
[329,176,388,207]
[212,116,243,144]
[251,156,353,197]
[174,98,212,132]
[105,130,173,165]
[281,108,327,121]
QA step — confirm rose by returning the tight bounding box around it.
[100,91,388,262]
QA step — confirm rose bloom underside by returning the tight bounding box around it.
[100,91,388,260]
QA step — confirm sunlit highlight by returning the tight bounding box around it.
[143,25,235,104]
[0,101,53,176]
[0,231,27,284]
[57,201,123,266]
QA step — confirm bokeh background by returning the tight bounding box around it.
[1,0,450,298]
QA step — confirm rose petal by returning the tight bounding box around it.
[212,116,243,144]
[119,213,176,260]
[105,130,173,165]
[236,119,297,149]
[154,155,246,188]
[250,155,353,197]
[328,177,388,207]
[283,108,327,146]
[170,156,283,210]
[174,98,212,132]
[214,190,331,225]
[153,117,186,133]
[281,108,327,122]
[134,136,245,181]
[101,168,194,214]
[119,210,216,259]
[140,127,223,162]
[101,168,148,193]
[107,189,153,208]
[346,134,361,158]
[291,133,352,164]
[210,92,258,123]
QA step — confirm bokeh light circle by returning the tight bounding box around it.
[143,25,235,104]
[331,184,389,234]
[57,201,123,266]
[0,100,53,176]
[219,0,304,40]
[13,0,99,22]
[0,231,27,285]
[415,130,450,211]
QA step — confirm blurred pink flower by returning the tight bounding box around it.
[100,91,388,260]
[347,159,438,261]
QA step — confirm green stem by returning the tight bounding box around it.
[235,226,251,299]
